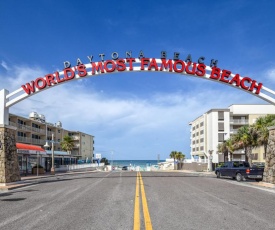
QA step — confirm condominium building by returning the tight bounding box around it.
[9,112,94,174]
[189,104,275,164]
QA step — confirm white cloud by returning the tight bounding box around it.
[1,61,10,71]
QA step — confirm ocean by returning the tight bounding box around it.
[111,160,165,168]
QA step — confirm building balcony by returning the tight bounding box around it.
[230,119,248,125]
[230,129,238,134]
[32,127,45,134]
[17,136,32,143]
[32,138,46,145]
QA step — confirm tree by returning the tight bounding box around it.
[100,157,109,165]
[60,135,75,154]
[233,125,258,165]
[169,151,177,170]
[254,115,275,159]
[176,152,185,170]
[217,138,235,161]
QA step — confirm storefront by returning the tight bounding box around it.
[16,143,47,175]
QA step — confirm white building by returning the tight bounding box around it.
[189,104,275,164]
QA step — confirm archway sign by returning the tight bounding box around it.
[2,50,275,121]
[1,50,275,183]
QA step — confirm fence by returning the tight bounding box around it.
[54,163,104,172]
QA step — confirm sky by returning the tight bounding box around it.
[1,0,275,160]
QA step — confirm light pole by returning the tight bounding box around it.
[208,150,213,172]
[51,133,55,175]
[44,132,55,175]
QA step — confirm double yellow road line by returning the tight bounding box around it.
[133,172,153,230]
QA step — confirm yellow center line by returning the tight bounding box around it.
[133,172,153,230]
[133,172,140,230]
[139,172,153,230]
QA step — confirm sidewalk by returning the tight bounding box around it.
[0,168,99,191]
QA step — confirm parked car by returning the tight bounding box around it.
[122,166,128,170]
[215,161,264,182]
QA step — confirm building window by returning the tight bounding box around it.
[196,132,199,136]
[192,148,195,151]
[192,126,195,131]
[200,130,204,135]
[200,146,204,150]
[200,138,204,142]
[218,123,224,131]
[196,147,199,151]
[200,122,204,127]
[196,140,199,143]
[196,124,199,129]
[218,133,224,142]
[192,140,195,145]
[218,111,224,120]
[193,134,195,138]
[58,129,61,133]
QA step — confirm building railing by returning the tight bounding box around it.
[55,163,104,172]
[230,119,248,124]
[17,136,32,143]
[32,138,46,145]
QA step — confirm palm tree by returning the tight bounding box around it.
[254,114,275,158]
[169,151,177,170]
[176,152,185,170]
[60,135,75,154]
[233,125,258,165]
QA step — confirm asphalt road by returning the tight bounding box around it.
[0,171,275,230]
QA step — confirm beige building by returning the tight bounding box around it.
[189,104,275,165]
[9,112,94,161]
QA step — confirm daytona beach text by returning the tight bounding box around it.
[21,52,262,95]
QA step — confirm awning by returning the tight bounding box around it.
[16,143,46,155]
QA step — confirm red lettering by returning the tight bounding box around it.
[21,82,35,94]
[249,80,262,94]
[92,62,104,74]
[64,68,75,80]
[219,69,231,83]
[195,64,206,76]
[126,58,135,71]
[160,59,173,71]
[185,62,196,75]
[45,74,57,86]
[55,71,65,83]
[116,59,126,71]
[141,58,150,70]
[229,74,240,87]
[104,60,116,73]
[210,67,220,80]
[148,58,158,71]
[77,64,87,77]
[34,77,47,90]
[240,77,252,90]
[173,60,185,73]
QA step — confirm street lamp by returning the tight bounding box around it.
[50,133,55,175]
[208,150,213,172]
[44,133,55,175]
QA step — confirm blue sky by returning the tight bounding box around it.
[1,0,275,160]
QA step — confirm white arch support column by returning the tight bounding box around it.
[0,89,9,125]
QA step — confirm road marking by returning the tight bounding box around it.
[133,172,153,230]
[133,172,140,230]
[139,172,153,230]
